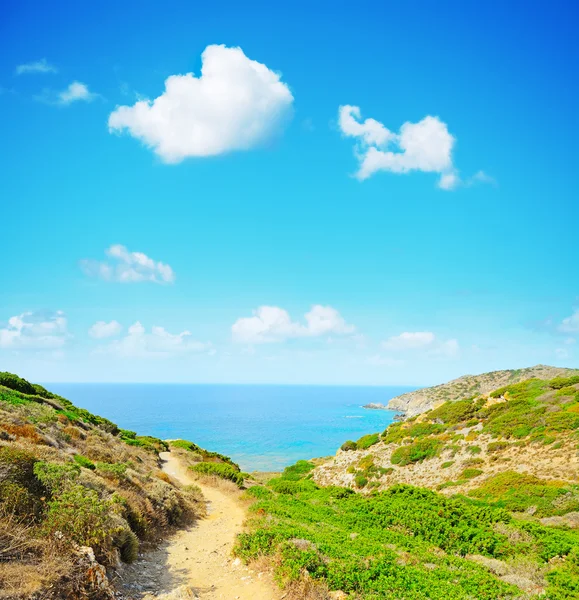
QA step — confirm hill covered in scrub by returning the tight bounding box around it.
[234,371,579,599]
[373,365,579,417]
[0,372,235,600]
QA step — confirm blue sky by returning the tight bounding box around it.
[1,0,577,385]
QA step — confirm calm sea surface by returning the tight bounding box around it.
[46,384,413,471]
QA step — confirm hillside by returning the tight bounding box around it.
[0,372,237,599]
[234,371,579,599]
[370,365,579,417]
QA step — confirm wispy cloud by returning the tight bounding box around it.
[96,321,211,358]
[16,58,58,75]
[0,310,69,350]
[81,244,175,284]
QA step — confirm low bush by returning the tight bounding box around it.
[191,461,245,487]
[340,440,357,451]
[460,468,483,479]
[73,454,95,470]
[356,433,380,450]
[390,438,443,466]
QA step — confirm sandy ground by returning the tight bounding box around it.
[118,452,278,600]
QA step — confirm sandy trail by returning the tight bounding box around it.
[118,451,278,600]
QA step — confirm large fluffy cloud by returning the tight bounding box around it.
[81,245,175,284]
[0,311,68,349]
[232,305,355,344]
[108,45,294,163]
[99,322,210,358]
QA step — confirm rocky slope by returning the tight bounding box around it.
[314,372,579,505]
[375,364,579,417]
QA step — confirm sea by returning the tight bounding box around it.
[46,384,414,472]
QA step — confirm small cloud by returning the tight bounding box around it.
[97,321,210,358]
[88,320,122,339]
[36,81,100,106]
[467,170,497,186]
[382,331,436,350]
[380,331,460,359]
[232,305,355,344]
[58,81,98,105]
[367,354,405,368]
[555,347,569,359]
[0,311,69,350]
[81,244,175,284]
[16,58,58,75]
[108,44,294,163]
[559,309,579,333]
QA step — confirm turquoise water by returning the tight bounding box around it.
[47,384,412,471]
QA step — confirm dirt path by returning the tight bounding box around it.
[118,452,278,600]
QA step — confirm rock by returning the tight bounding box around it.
[329,592,348,599]
[76,545,116,599]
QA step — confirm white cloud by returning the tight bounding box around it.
[88,320,122,339]
[16,58,58,75]
[58,81,98,105]
[338,105,492,190]
[382,331,436,350]
[81,244,175,284]
[0,311,68,350]
[367,355,405,368]
[108,44,294,163]
[559,309,579,333]
[431,338,460,358]
[232,305,355,344]
[555,348,569,359]
[99,321,210,358]
[380,331,460,359]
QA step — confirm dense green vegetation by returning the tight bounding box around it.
[236,461,579,598]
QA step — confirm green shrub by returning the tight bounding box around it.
[0,372,37,395]
[96,462,127,479]
[340,440,357,451]
[114,526,139,563]
[549,376,579,390]
[356,433,380,450]
[191,462,245,487]
[169,439,238,467]
[269,479,318,495]
[354,474,368,488]
[469,471,578,517]
[460,468,483,479]
[33,461,80,493]
[556,386,578,397]
[487,441,509,453]
[73,454,95,470]
[391,438,443,466]
[441,461,454,469]
[467,445,482,455]
[281,460,315,481]
[43,484,112,550]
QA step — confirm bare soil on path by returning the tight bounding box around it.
[118,451,278,600]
